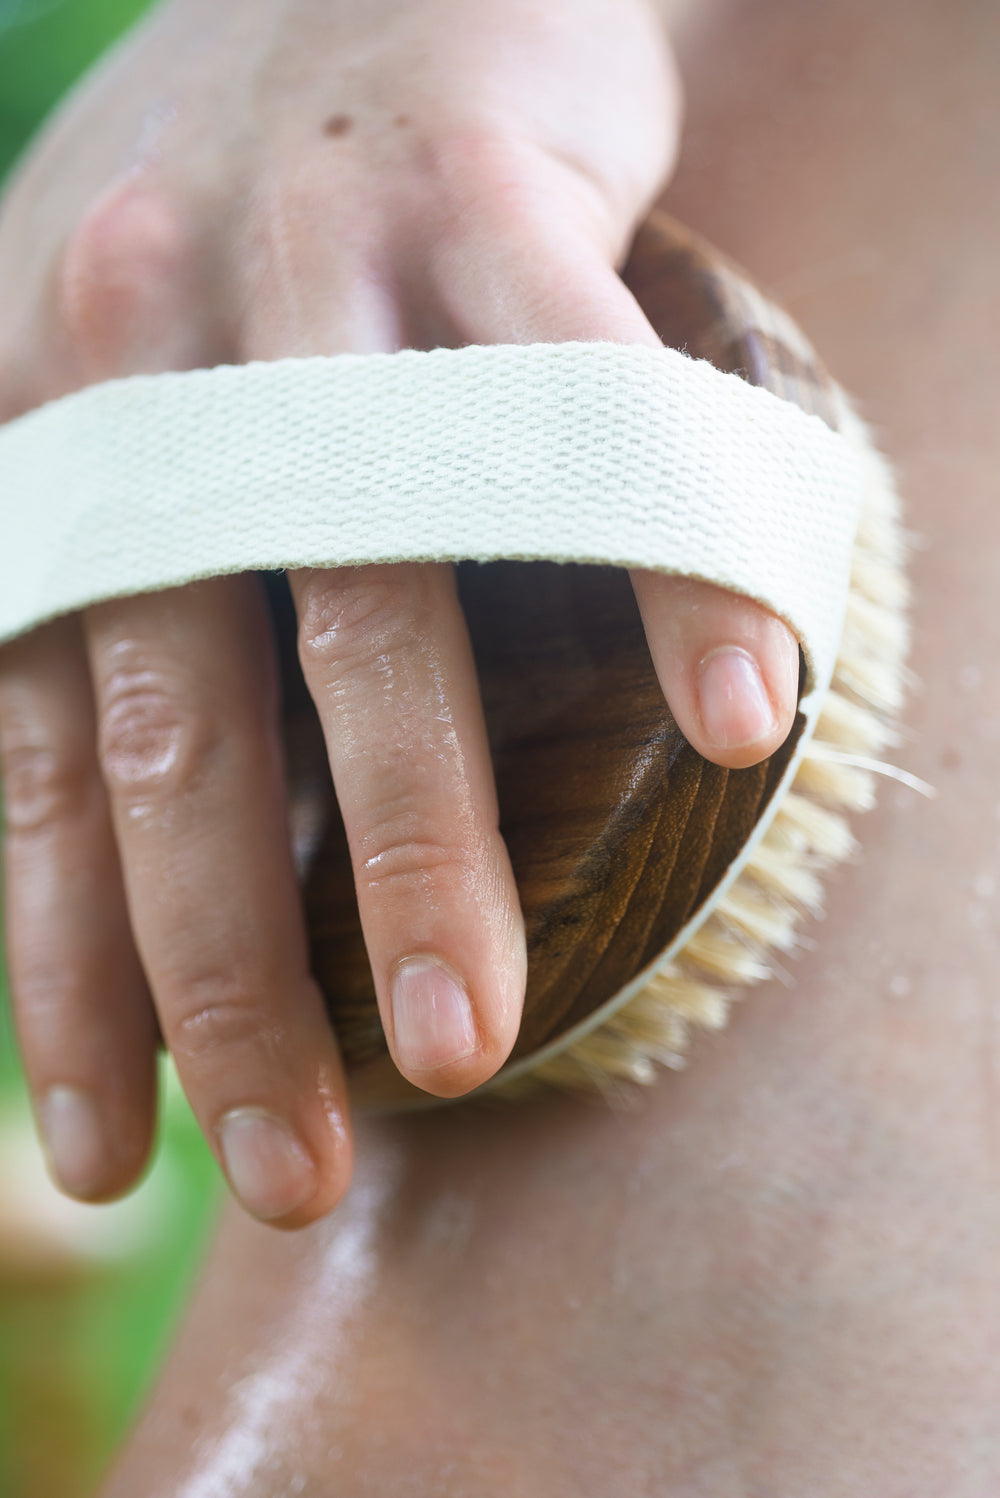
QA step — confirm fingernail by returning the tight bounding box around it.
[218,1109,316,1221]
[391,957,478,1073]
[697,648,778,750]
[39,1085,107,1197]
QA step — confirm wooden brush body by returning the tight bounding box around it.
[272,213,854,1110]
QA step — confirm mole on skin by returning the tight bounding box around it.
[323,113,353,138]
[323,114,410,137]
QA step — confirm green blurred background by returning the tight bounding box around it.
[0,4,222,1495]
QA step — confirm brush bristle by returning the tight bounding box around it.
[495,401,910,1100]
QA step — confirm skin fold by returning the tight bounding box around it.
[95,0,1000,1493]
[0,0,800,1226]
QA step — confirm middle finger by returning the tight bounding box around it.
[290,561,527,1097]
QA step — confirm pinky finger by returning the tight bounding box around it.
[631,572,800,770]
[0,617,158,1201]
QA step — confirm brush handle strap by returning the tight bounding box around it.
[0,341,860,709]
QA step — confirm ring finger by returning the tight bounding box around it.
[83,574,352,1226]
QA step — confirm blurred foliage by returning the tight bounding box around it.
[0,1062,221,1498]
[0,10,222,1497]
[0,0,153,181]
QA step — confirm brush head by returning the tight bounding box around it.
[274,213,909,1110]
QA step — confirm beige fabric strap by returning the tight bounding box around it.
[0,342,862,704]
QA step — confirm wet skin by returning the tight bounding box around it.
[97,1,1000,1494]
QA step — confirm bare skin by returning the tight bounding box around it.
[96,0,1000,1493]
[0,0,799,1227]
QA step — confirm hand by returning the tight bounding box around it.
[0,0,798,1226]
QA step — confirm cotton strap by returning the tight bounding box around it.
[0,342,862,704]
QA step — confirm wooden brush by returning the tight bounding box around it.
[269,211,910,1110]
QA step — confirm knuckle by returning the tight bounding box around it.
[0,736,93,834]
[96,656,216,802]
[56,175,190,371]
[297,569,428,681]
[168,978,280,1067]
[356,811,476,898]
[426,130,554,231]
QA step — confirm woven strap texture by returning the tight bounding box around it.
[0,342,862,701]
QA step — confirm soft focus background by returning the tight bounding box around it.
[0,3,222,1495]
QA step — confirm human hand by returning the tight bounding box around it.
[0,0,798,1226]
